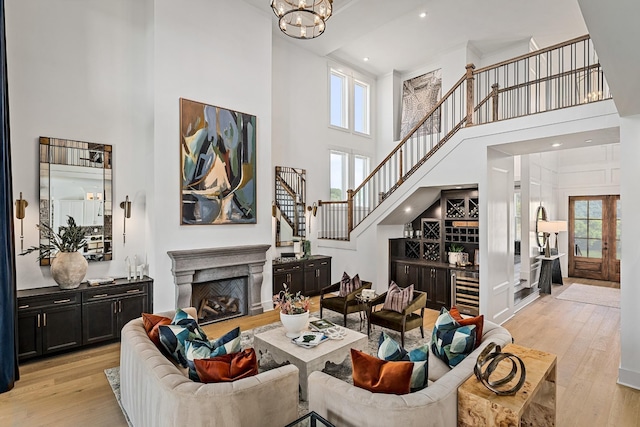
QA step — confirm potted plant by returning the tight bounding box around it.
[448,243,465,265]
[273,284,310,338]
[21,216,90,289]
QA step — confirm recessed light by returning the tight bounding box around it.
[419,12,427,18]
[585,139,593,143]
[404,207,412,213]
[551,142,563,148]
[363,57,369,62]
[455,186,462,189]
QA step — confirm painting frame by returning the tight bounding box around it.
[179,98,257,225]
[400,69,442,138]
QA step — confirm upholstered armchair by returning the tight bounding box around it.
[320,280,372,326]
[368,290,427,347]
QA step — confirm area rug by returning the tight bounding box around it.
[105,311,431,422]
[555,283,620,308]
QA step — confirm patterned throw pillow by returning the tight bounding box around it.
[194,348,258,384]
[351,349,413,395]
[382,282,414,313]
[158,309,208,368]
[377,331,429,391]
[338,272,363,297]
[431,307,476,368]
[185,327,242,380]
[450,306,484,349]
[141,313,172,348]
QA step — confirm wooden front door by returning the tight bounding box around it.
[568,195,620,282]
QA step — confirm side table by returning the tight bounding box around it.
[355,292,377,335]
[536,253,565,294]
[458,343,557,426]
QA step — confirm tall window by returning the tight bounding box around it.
[330,150,370,201]
[329,67,372,136]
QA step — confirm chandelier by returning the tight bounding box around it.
[270,0,333,40]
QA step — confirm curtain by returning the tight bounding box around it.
[0,0,19,393]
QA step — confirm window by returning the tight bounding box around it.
[329,67,372,136]
[330,150,371,201]
[330,70,348,129]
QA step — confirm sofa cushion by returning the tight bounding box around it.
[377,331,428,391]
[382,282,414,313]
[158,309,208,368]
[338,272,362,297]
[431,307,476,368]
[141,313,172,348]
[450,306,484,349]
[351,349,412,395]
[194,348,258,383]
[185,327,242,380]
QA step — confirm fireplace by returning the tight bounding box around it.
[192,277,248,324]
[167,245,270,319]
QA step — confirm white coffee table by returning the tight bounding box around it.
[253,317,368,401]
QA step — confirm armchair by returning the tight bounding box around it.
[368,290,426,347]
[320,280,372,326]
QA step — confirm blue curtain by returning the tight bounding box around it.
[0,0,19,393]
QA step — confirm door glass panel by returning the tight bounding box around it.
[574,219,588,238]
[588,219,602,239]
[588,200,602,219]
[575,238,587,256]
[574,201,588,218]
[588,239,602,258]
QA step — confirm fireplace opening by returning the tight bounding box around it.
[191,277,248,325]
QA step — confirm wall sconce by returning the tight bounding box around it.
[15,192,28,251]
[120,195,132,244]
[307,202,318,216]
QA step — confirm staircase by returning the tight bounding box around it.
[318,35,611,241]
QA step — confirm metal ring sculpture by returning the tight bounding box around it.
[474,342,526,396]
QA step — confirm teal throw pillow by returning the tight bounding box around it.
[186,327,242,381]
[158,308,208,368]
[430,307,476,368]
[377,331,429,391]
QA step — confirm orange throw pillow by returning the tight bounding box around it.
[351,349,412,395]
[141,313,172,347]
[194,348,258,383]
[450,306,484,348]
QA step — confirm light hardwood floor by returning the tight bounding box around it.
[1,278,638,426]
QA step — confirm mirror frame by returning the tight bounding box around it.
[535,205,548,248]
[39,136,113,265]
[274,166,306,247]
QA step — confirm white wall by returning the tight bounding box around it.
[7,0,152,289]
[619,115,640,389]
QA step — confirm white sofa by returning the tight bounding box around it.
[120,308,300,427]
[308,320,512,427]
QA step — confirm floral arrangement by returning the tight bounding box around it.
[273,284,310,315]
[21,216,89,261]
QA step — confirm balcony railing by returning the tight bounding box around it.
[318,35,610,241]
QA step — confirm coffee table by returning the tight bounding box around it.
[253,317,368,401]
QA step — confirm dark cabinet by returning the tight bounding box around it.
[82,281,150,345]
[392,261,420,289]
[273,255,331,297]
[17,277,153,361]
[17,293,82,360]
[423,266,451,310]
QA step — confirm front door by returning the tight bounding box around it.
[568,195,620,282]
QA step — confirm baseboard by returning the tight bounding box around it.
[618,367,640,390]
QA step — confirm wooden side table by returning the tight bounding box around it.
[458,344,557,426]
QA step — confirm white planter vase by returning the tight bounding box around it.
[280,311,309,338]
[51,251,88,289]
[448,252,462,265]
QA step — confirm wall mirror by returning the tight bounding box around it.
[39,136,113,265]
[535,205,548,248]
[274,166,306,247]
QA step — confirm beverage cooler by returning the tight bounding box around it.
[450,269,479,316]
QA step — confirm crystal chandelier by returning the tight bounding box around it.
[270,0,333,40]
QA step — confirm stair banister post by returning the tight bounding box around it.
[347,190,354,236]
[399,148,404,184]
[465,64,476,126]
[491,83,500,122]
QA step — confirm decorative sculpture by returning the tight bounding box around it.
[474,342,526,396]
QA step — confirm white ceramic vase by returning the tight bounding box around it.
[280,311,309,338]
[51,251,88,289]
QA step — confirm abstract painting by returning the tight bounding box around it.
[180,98,256,225]
[400,69,442,138]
